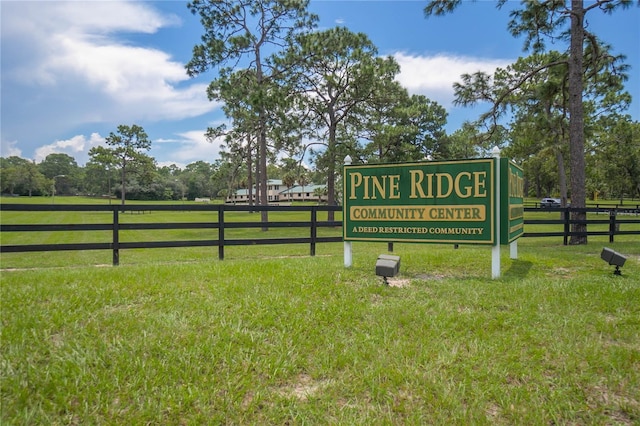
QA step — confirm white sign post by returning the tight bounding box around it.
[343,155,353,267]
[492,147,501,279]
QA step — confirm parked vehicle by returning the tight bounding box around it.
[540,198,562,208]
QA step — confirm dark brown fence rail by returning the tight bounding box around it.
[525,201,640,210]
[523,206,640,245]
[0,204,343,265]
[1,204,638,266]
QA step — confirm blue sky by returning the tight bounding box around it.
[2,1,638,169]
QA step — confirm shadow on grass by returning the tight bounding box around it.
[503,259,534,280]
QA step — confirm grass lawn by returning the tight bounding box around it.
[1,197,639,424]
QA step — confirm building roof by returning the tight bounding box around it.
[279,184,326,195]
[231,183,326,197]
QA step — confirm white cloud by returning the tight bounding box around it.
[1,140,22,158]
[393,52,512,107]
[41,34,214,120]
[4,1,180,86]
[1,0,216,155]
[5,1,174,36]
[34,133,105,164]
[153,130,224,168]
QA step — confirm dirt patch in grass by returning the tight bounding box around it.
[550,267,576,278]
[276,374,332,401]
[387,277,411,288]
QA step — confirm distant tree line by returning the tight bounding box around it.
[2,114,638,203]
[0,149,323,202]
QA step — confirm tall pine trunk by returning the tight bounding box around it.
[256,49,269,231]
[258,110,268,230]
[326,122,337,223]
[556,149,568,206]
[568,0,587,244]
[120,161,126,206]
[246,135,254,209]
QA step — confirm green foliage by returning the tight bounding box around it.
[187,0,318,220]
[0,156,49,196]
[88,124,152,205]
[38,153,82,196]
[38,153,79,180]
[361,88,448,163]
[590,117,640,201]
[425,0,636,244]
[277,26,408,209]
[105,124,151,159]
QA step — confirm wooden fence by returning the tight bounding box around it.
[0,204,342,265]
[523,206,640,245]
[1,204,638,266]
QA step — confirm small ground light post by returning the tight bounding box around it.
[375,254,400,285]
[52,175,66,204]
[600,247,627,275]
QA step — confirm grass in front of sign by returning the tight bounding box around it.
[2,238,639,424]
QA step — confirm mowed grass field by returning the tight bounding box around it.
[1,197,639,424]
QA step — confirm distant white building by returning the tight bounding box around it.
[279,184,328,203]
[225,179,328,204]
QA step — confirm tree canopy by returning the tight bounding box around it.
[88,124,152,205]
[187,0,318,227]
[425,0,635,244]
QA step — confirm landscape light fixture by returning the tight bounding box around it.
[375,254,400,285]
[52,175,66,204]
[600,247,627,276]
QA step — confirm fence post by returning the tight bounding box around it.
[112,208,119,266]
[563,208,570,246]
[218,206,225,260]
[609,209,617,243]
[310,206,317,256]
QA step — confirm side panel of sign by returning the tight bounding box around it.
[343,159,495,244]
[500,158,524,244]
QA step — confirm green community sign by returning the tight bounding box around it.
[342,154,524,277]
[500,159,525,244]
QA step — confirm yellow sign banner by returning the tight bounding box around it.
[349,205,486,222]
